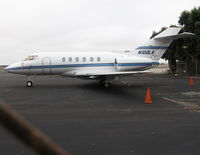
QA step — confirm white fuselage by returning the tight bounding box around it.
[5,51,157,77]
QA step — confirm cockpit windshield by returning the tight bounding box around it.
[23,55,38,61]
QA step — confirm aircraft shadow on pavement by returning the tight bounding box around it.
[10,79,159,100]
[76,82,148,98]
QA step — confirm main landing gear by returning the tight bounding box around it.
[99,79,112,88]
[26,76,33,87]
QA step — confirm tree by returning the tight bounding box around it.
[178,7,200,75]
[150,7,200,75]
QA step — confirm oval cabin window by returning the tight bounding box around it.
[82,57,86,62]
[62,57,66,62]
[90,57,94,62]
[68,57,72,62]
[97,57,101,62]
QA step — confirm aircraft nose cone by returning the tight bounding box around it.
[4,62,21,73]
[4,65,10,72]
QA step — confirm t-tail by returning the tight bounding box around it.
[135,27,194,61]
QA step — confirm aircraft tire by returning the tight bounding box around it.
[99,79,111,88]
[26,81,33,87]
[103,82,111,88]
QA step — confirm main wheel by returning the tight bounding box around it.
[99,79,112,88]
[99,79,105,86]
[26,81,33,87]
[103,82,111,88]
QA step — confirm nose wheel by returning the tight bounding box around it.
[26,81,33,87]
[26,76,33,87]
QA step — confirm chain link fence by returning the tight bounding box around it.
[176,60,200,76]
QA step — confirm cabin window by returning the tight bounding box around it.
[62,57,66,62]
[68,57,72,62]
[82,57,86,62]
[97,57,101,62]
[90,57,94,62]
[75,57,79,62]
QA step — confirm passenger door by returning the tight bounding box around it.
[42,57,52,74]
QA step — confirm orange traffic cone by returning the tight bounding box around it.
[144,88,153,104]
[189,77,194,86]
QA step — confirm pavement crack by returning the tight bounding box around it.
[163,97,200,112]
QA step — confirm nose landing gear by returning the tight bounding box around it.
[26,81,33,87]
[26,76,33,87]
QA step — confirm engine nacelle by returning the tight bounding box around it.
[115,56,153,71]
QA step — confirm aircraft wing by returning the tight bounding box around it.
[62,70,149,79]
[154,32,195,40]
[76,71,148,76]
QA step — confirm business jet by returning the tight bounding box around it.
[5,27,193,87]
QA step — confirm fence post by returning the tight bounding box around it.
[196,60,198,77]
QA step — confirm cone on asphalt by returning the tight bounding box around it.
[189,77,194,86]
[144,88,153,104]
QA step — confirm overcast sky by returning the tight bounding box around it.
[0,0,199,64]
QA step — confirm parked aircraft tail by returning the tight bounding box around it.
[135,27,194,61]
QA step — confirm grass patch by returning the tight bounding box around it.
[0,67,5,70]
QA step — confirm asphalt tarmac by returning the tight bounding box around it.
[0,71,200,155]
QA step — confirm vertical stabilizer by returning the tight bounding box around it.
[134,27,182,61]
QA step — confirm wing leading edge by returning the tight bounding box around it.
[62,70,150,79]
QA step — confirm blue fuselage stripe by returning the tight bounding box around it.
[118,62,159,66]
[136,46,168,50]
[6,62,159,71]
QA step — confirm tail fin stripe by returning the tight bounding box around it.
[136,46,168,50]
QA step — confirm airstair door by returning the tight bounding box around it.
[42,57,52,74]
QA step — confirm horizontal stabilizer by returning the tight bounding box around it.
[154,32,195,40]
